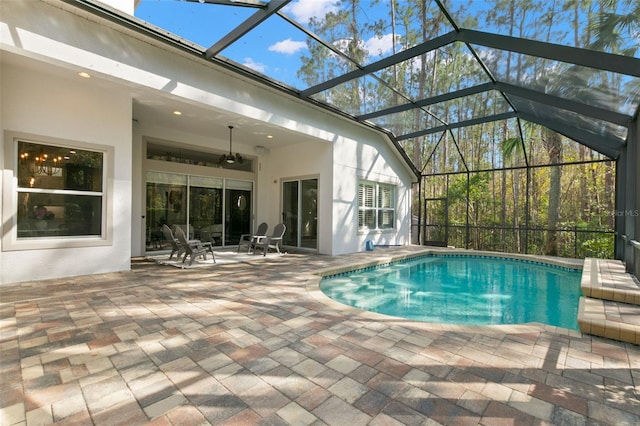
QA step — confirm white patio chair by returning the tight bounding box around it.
[251,223,286,256]
[238,222,268,253]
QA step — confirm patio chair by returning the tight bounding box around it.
[237,222,268,253]
[175,226,215,266]
[200,224,222,246]
[251,223,286,256]
[162,224,184,260]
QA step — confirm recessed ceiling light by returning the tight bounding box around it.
[173,111,182,116]
[267,135,273,139]
[77,71,91,78]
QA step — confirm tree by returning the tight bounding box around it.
[502,136,525,250]
[541,130,563,256]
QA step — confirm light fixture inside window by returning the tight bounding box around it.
[77,71,91,78]
[220,125,243,165]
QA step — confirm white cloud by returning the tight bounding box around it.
[268,38,307,55]
[284,0,339,23]
[332,33,402,61]
[364,33,397,57]
[242,57,267,73]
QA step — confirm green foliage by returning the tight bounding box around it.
[581,235,615,258]
[501,137,522,163]
[447,173,490,203]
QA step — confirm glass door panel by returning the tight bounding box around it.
[145,172,187,252]
[301,179,318,249]
[283,178,317,249]
[282,181,298,247]
[224,180,252,245]
[189,176,223,246]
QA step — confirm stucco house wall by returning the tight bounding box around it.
[1,60,133,284]
[333,129,414,255]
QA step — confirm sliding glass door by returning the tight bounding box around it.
[282,178,317,250]
[145,171,252,251]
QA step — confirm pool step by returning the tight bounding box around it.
[578,258,640,345]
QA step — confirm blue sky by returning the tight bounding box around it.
[134,0,433,89]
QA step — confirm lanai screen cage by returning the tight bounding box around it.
[414,121,617,259]
[74,0,639,272]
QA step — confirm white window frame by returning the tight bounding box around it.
[358,180,396,231]
[2,131,113,251]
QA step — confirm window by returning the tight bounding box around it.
[358,181,395,230]
[8,138,107,245]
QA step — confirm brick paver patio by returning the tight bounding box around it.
[1,247,639,425]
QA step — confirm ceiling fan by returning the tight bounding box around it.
[220,125,243,165]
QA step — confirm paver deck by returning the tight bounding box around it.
[1,247,639,425]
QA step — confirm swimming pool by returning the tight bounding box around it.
[320,255,583,329]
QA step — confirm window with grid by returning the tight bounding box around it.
[358,181,395,230]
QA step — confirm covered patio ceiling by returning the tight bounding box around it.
[68,0,639,164]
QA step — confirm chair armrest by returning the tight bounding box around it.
[198,241,213,250]
[253,235,269,244]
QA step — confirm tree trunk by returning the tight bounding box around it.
[543,130,562,256]
[579,145,588,222]
[501,169,507,250]
[604,161,614,228]
[513,168,520,252]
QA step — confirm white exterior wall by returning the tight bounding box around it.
[333,125,414,255]
[0,61,132,284]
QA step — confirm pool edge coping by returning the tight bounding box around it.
[313,248,583,277]
[578,258,640,345]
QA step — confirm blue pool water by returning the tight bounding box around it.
[320,255,582,330]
